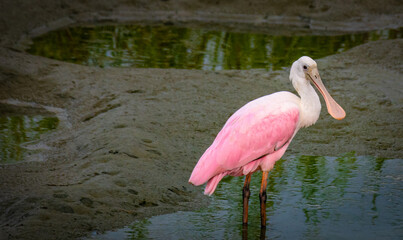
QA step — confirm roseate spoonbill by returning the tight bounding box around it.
[189,56,345,227]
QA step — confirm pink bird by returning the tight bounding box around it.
[189,56,346,227]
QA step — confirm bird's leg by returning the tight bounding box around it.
[242,173,252,225]
[259,171,269,228]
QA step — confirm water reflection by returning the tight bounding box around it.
[28,25,402,70]
[91,154,403,240]
[0,115,59,163]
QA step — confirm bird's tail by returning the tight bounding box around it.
[189,147,223,186]
[204,172,226,196]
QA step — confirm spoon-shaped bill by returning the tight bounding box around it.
[308,69,346,120]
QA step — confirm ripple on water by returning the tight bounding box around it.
[27,25,403,70]
[90,154,403,240]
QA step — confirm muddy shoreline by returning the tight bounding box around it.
[0,1,402,239]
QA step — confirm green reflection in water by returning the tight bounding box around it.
[92,154,403,240]
[0,115,59,163]
[28,25,402,70]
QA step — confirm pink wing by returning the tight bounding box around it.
[189,92,300,189]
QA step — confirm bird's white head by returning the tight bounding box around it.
[290,56,317,81]
[290,56,346,120]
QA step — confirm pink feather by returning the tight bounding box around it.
[189,91,300,195]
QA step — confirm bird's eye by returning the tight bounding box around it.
[303,65,308,70]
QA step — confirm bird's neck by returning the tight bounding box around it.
[297,82,321,128]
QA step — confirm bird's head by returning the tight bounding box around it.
[290,56,346,120]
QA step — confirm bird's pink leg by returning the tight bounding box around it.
[242,173,252,225]
[260,171,269,228]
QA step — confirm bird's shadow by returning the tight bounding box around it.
[242,225,266,240]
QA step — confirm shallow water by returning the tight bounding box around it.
[0,115,59,163]
[28,25,402,70]
[92,154,403,240]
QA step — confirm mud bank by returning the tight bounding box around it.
[0,1,402,239]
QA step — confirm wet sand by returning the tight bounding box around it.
[0,1,402,239]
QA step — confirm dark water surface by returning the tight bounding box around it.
[28,25,402,70]
[0,115,59,163]
[92,154,403,240]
